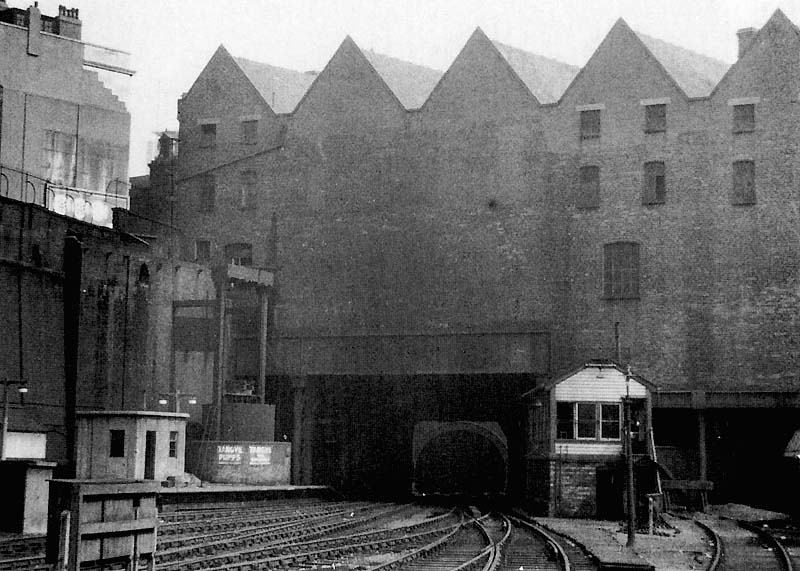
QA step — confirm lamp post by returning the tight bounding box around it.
[158,389,197,414]
[0,378,28,460]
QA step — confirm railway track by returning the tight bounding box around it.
[693,515,789,571]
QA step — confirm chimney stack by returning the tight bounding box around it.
[737,27,757,59]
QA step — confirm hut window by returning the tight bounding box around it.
[109,430,125,457]
[556,402,574,439]
[577,403,596,438]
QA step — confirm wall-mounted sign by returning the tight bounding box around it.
[217,444,243,465]
[249,445,272,466]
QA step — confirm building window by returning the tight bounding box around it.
[580,109,601,140]
[733,104,755,133]
[603,242,640,299]
[732,160,756,205]
[224,243,253,267]
[200,123,217,148]
[169,431,178,458]
[577,166,600,209]
[644,104,666,133]
[556,402,574,439]
[195,240,211,263]
[643,161,666,205]
[556,402,621,441]
[199,175,215,213]
[109,429,125,457]
[241,120,258,145]
[240,170,258,209]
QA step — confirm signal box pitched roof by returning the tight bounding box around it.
[491,40,579,104]
[523,359,658,398]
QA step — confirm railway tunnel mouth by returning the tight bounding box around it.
[412,421,508,497]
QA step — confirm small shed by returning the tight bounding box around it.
[521,360,656,517]
[76,411,188,482]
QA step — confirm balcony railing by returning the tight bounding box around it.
[0,165,128,228]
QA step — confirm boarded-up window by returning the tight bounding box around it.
[603,242,640,299]
[732,160,755,205]
[643,161,666,205]
[240,170,258,209]
[644,104,666,133]
[556,402,574,439]
[42,130,76,185]
[577,165,600,209]
[224,243,253,267]
[200,123,216,147]
[580,109,601,140]
[109,429,125,457]
[198,175,215,213]
[733,104,755,133]
[241,120,258,145]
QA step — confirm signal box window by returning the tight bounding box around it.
[169,431,178,458]
[601,404,621,439]
[733,104,755,133]
[577,166,600,209]
[732,160,756,205]
[557,402,622,441]
[200,123,217,148]
[580,109,601,140]
[603,242,640,300]
[109,429,125,457]
[644,104,666,133]
[224,243,253,267]
[241,120,258,145]
[643,161,666,205]
[556,402,575,439]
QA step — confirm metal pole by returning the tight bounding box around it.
[1,381,8,460]
[625,394,636,548]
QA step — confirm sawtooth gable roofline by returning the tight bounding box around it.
[421,26,541,112]
[292,35,408,116]
[183,44,276,116]
[708,8,800,99]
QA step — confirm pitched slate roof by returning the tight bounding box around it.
[635,30,729,98]
[363,49,442,110]
[233,56,316,114]
[491,40,580,104]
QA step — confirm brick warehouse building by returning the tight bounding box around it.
[135,10,800,510]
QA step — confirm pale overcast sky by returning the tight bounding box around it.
[14,0,797,176]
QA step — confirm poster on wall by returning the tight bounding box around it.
[218,444,243,465]
[249,445,272,466]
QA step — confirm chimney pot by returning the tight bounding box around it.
[737,27,757,59]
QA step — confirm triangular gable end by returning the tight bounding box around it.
[522,359,657,399]
[709,9,800,99]
[422,27,540,114]
[183,45,277,117]
[293,36,407,119]
[560,18,691,104]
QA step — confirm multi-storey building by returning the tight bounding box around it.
[137,10,800,510]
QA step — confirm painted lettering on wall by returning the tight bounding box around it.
[249,445,272,466]
[217,444,243,465]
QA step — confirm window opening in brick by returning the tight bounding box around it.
[556,402,575,439]
[200,123,217,147]
[733,104,755,133]
[240,170,258,209]
[580,109,601,140]
[643,161,666,205]
[109,429,125,457]
[603,242,640,299]
[241,120,258,145]
[169,431,178,458]
[224,242,253,267]
[578,165,600,209]
[195,240,211,263]
[732,160,756,205]
[644,104,666,133]
[199,175,215,213]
